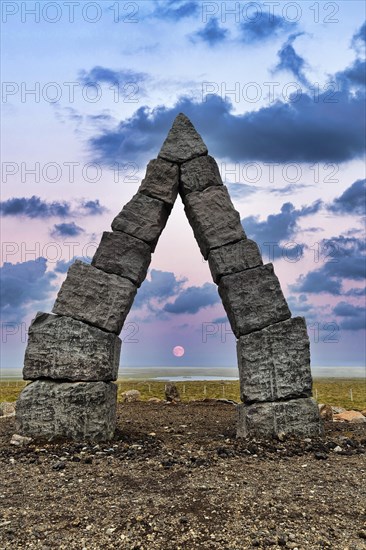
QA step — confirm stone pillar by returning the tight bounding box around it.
[16,153,180,442]
[179,131,322,439]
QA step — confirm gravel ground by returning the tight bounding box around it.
[0,401,365,550]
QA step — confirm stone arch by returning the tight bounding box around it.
[16,114,322,441]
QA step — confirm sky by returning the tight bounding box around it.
[1,0,365,376]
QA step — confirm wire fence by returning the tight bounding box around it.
[1,378,365,410]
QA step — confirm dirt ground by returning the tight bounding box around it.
[0,401,365,550]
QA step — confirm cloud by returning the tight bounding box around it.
[242,200,322,244]
[0,196,70,218]
[0,196,107,219]
[291,271,342,295]
[345,287,366,296]
[352,21,366,48]
[291,235,366,295]
[239,10,296,43]
[133,269,186,310]
[227,183,261,199]
[78,66,148,86]
[338,58,366,88]
[51,222,85,238]
[274,33,309,87]
[328,179,366,216]
[152,0,198,20]
[270,183,311,195]
[286,294,316,320]
[164,283,220,314]
[89,81,365,164]
[191,18,229,46]
[0,258,57,323]
[333,301,366,331]
[79,199,106,215]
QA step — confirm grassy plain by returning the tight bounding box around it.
[1,378,365,410]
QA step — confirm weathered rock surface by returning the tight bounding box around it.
[319,404,334,421]
[208,239,263,283]
[333,410,366,423]
[23,312,121,381]
[91,231,151,287]
[165,383,181,402]
[122,390,141,403]
[0,402,15,417]
[219,263,291,337]
[138,158,179,206]
[180,155,223,196]
[237,317,312,404]
[16,380,117,441]
[158,113,208,163]
[331,406,346,414]
[10,434,32,446]
[53,261,137,334]
[237,398,322,438]
[184,186,246,259]
[111,193,169,251]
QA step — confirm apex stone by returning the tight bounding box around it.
[158,113,208,163]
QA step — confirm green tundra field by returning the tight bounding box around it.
[1,378,365,410]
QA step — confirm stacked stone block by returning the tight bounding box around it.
[16,112,321,441]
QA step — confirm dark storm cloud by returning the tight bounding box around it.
[333,301,366,331]
[291,236,366,295]
[51,222,85,238]
[242,200,322,244]
[0,258,57,323]
[328,179,366,216]
[291,271,343,295]
[239,10,296,43]
[0,196,106,219]
[78,66,148,86]
[133,269,186,310]
[191,18,229,46]
[270,183,311,196]
[79,199,106,215]
[89,85,365,165]
[164,283,220,314]
[274,33,309,86]
[352,21,366,47]
[152,0,199,20]
[0,196,70,218]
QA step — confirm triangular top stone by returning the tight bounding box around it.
[158,113,208,163]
